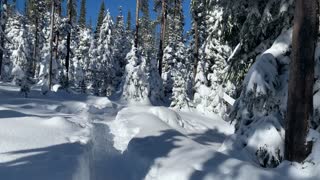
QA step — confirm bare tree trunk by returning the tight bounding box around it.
[49,0,55,89]
[285,0,318,162]
[134,0,140,48]
[158,0,166,76]
[32,17,39,77]
[0,0,8,77]
[192,19,199,82]
[54,2,61,75]
[65,0,73,86]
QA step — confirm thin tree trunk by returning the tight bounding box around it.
[32,17,39,77]
[192,18,199,83]
[285,0,318,162]
[134,0,140,48]
[65,0,72,86]
[158,0,166,76]
[49,0,55,89]
[54,2,61,75]
[0,0,8,77]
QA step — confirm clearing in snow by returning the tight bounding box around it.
[0,83,319,180]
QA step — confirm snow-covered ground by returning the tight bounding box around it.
[0,82,319,180]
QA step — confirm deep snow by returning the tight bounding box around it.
[0,82,319,180]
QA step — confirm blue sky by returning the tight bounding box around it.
[15,0,191,31]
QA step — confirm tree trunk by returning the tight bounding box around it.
[48,0,55,89]
[54,2,61,76]
[32,17,39,77]
[0,0,8,77]
[134,0,140,48]
[65,0,72,86]
[192,17,199,82]
[158,0,166,76]
[285,0,318,162]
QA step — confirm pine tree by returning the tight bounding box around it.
[122,45,150,103]
[126,10,132,31]
[139,0,156,56]
[97,11,116,97]
[79,0,86,27]
[114,7,131,86]
[95,1,105,39]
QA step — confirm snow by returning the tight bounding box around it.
[1,82,320,180]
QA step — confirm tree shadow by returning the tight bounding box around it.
[92,122,183,180]
[0,143,86,180]
[189,129,228,146]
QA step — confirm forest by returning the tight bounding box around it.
[0,0,320,179]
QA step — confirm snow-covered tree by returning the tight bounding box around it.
[97,11,117,97]
[170,42,193,110]
[5,14,32,96]
[114,7,131,88]
[122,45,150,104]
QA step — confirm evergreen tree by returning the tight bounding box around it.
[79,0,86,27]
[139,0,156,56]
[95,1,105,39]
[97,11,116,97]
[126,10,132,31]
[114,7,131,87]
[122,45,150,103]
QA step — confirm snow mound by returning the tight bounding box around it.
[41,117,74,128]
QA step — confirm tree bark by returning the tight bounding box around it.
[32,17,39,77]
[65,0,72,86]
[285,0,318,162]
[158,0,166,76]
[49,0,55,89]
[0,0,8,77]
[193,18,199,82]
[134,0,140,48]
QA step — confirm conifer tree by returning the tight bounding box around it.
[79,0,86,27]
[126,10,132,31]
[95,1,105,39]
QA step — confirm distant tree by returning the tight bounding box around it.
[79,0,86,27]
[95,1,105,39]
[139,0,156,56]
[126,10,132,31]
[285,0,318,162]
[134,0,140,48]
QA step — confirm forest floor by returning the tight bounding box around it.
[0,82,319,180]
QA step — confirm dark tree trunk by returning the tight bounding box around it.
[54,2,61,75]
[0,0,8,77]
[134,0,140,48]
[32,17,39,77]
[285,0,318,162]
[65,0,73,86]
[192,18,199,83]
[158,0,166,76]
[49,0,55,89]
